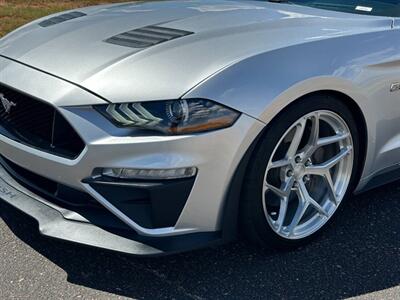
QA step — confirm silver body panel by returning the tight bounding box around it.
[1,0,400,239]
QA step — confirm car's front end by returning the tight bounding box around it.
[1,0,397,254]
[0,49,267,254]
[1,0,292,255]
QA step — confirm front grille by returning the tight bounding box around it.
[0,84,85,159]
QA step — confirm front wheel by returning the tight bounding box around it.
[241,94,360,249]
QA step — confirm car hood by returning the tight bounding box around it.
[0,0,392,104]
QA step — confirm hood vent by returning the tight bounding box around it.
[105,25,194,49]
[39,11,87,27]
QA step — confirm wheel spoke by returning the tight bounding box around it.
[302,114,320,159]
[308,113,320,147]
[305,147,351,175]
[275,197,289,232]
[321,147,352,169]
[298,180,329,217]
[317,132,350,147]
[266,183,286,198]
[308,198,329,217]
[288,194,308,236]
[324,171,338,205]
[266,177,295,198]
[286,119,306,159]
[309,200,329,217]
[268,159,291,170]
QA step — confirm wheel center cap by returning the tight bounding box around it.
[293,164,306,179]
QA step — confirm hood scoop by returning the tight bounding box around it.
[39,11,87,27]
[105,25,193,49]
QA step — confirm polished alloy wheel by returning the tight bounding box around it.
[263,110,354,239]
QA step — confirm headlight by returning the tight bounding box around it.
[94,99,240,135]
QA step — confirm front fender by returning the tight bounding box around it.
[184,29,400,189]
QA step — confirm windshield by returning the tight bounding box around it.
[276,1,400,17]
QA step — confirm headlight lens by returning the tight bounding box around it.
[94,99,240,135]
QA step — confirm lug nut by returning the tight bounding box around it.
[287,170,294,177]
[295,156,302,163]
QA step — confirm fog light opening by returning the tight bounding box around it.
[101,167,197,180]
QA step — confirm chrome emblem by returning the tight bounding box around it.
[390,82,400,93]
[0,93,16,114]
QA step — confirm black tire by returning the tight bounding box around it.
[240,93,360,249]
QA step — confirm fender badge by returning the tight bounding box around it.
[390,83,400,92]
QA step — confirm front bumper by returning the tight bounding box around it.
[0,56,266,254]
[0,160,221,255]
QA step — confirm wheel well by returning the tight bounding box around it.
[221,89,368,241]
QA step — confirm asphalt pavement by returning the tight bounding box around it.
[1,179,400,299]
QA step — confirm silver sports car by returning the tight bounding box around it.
[0,0,398,255]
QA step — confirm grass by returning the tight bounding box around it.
[0,0,134,37]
